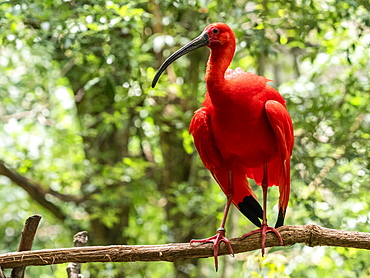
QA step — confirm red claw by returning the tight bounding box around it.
[190,227,234,271]
[241,223,283,256]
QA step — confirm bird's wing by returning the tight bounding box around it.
[190,107,262,227]
[189,107,222,171]
[265,100,294,227]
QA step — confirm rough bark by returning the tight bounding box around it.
[10,215,42,278]
[1,225,369,269]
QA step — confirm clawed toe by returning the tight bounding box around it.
[241,224,283,256]
[190,228,234,271]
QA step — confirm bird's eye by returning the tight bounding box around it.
[212,28,219,34]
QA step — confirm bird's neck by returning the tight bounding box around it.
[205,44,235,103]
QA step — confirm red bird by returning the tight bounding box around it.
[152,23,294,270]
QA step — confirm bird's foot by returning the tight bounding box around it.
[190,227,234,271]
[241,223,283,256]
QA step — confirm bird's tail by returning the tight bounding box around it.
[211,166,263,227]
[275,156,291,228]
[245,157,291,228]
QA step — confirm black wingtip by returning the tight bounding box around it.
[238,196,263,227]
[275,208,285,228]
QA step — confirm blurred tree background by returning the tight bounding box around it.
[0,0,369,277]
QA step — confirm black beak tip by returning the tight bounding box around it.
[151,77,158,88]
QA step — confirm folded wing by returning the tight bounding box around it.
[265,100,294,227]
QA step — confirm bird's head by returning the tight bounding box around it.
[203,23,235,48]
[152,23,235,88]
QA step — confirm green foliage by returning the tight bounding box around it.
[0,0,369,277]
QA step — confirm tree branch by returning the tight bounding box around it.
[66,231,88,278]
[1,225,369,268]
[10,215,42,278]
[0,161,85,221]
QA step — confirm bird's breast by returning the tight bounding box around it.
[205,73,285,167]
[211,104,277,167]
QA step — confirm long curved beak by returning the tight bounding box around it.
[151,32,209,88]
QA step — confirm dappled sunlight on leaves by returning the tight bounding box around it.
[0,0,370,277]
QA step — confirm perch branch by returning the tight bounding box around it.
[1,225,369,268]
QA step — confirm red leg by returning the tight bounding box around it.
[190,171,234,271]
[241,164,283,256]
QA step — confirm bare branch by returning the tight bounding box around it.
[10,215,42,278]
[16,215,42,252]
[1,225,369,269]
[67,232,88,278]
[0,161,85,221]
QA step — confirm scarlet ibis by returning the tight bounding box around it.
[152,23,294,270]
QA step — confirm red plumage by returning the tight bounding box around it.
[190,69,293,210]
[152,22,294,271]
